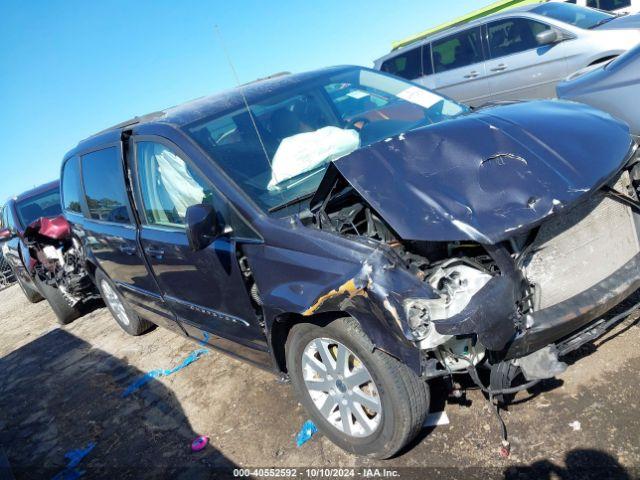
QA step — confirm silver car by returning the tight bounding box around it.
[558,42,640,135]
[374,3,640,107]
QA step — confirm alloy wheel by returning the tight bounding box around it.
[101,279,130,326]
[302,337,382,437]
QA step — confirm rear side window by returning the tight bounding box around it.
[487,18,552,59]
[81,147,131,224]
[62,156,83,214]
[587,0,631,10]
[432,27,484,73]
[380,46,422,80]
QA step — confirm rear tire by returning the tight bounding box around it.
[16,274,44,303]
[33,276,82,325]
[95,269,152,336]
[286,317,429,459]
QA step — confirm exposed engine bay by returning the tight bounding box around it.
[306,145,640,381]
[23,216,98,307]
[307,174,514,376]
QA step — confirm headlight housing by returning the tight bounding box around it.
[404,264,492,349]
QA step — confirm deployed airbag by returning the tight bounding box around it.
[268,126,360,190]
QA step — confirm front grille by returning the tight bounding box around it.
[523,174,640,310]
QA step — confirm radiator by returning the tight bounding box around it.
[523,175,640,310]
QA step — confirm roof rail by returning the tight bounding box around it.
[90,110,166,137]
[391,0,545,51]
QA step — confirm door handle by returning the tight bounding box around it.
[144,246,165,259]
[463,71,480,79]
[118,245,137,255]
[490,64,507,72]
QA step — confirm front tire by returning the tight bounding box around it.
[286,317,429,459]
[95,270,152,336]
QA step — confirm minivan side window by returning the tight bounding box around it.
[380,46,422,80]
[81,147,131,224]
[135,141,255,237]
[487,18,552,59]
[432,27,484,74]
[62,156,84,214]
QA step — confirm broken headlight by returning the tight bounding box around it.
[404,264,492,349]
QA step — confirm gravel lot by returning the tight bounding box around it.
[0,283,639,479]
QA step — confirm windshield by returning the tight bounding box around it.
[185,68,468,212]
[16,188,61,227]
[532,3,615,29]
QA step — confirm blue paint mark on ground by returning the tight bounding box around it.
[51,442,96,480]
[296,420,318,447]
[122,349,209,398]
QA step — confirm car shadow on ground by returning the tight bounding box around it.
[503,449,634,480]
[0,328,236,479]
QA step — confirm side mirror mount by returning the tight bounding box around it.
[0,228,13,240]
[185,204,220,251]
[536,29,560,46]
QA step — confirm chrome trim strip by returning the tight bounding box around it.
[164,295,251,327]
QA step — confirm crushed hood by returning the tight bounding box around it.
[313,100,632,244]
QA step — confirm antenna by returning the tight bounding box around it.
[213,25,284,195]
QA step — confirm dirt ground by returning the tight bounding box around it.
[0,284,639,480]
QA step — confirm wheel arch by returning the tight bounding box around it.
[270,311,343,374]
[268,309,421,376]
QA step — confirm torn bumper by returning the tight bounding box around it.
[506,252,640,360]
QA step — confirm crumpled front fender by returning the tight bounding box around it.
[297,248,440,371]
[244,233,438,374]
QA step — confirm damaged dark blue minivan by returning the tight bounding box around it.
[57,66,640,458]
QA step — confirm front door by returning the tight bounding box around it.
[76,146,182,334]
[431,26,491,107]
[131,138,267,352]
[484,17,569,102]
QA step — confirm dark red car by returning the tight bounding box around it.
[1,181,61,301]
[1,181,96,323]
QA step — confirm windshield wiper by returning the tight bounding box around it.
[268,192,316,213]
